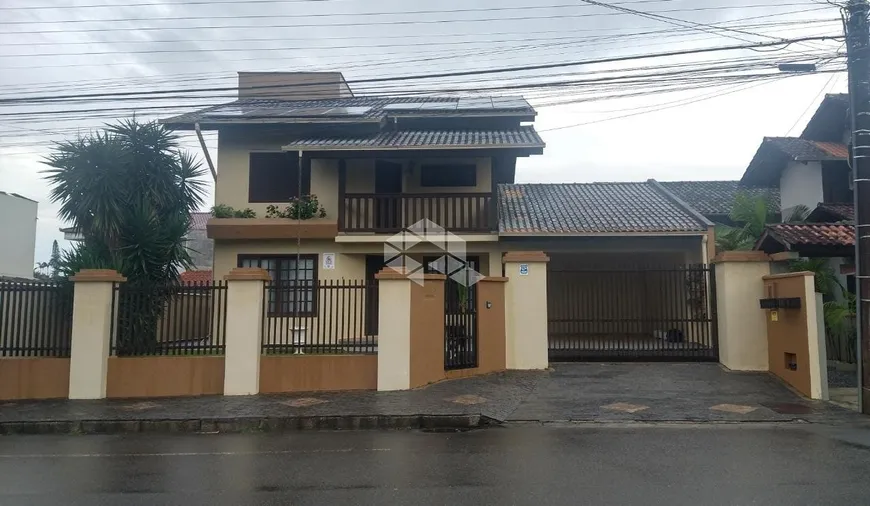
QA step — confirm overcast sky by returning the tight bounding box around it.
[0,0,847,266]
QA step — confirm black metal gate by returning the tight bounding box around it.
[547,264,718,361]
[444,281,478,370]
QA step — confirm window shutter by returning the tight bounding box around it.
[248,152,302,202]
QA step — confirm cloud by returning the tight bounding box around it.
[0,0,846,264]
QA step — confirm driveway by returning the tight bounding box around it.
[505,363,863,424]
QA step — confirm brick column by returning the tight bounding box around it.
[503,251,550,370]
[223,268,270,396]
[68,269,126,400]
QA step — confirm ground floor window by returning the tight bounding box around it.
[238,254,318,316]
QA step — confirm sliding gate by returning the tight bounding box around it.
[547,265,718,361]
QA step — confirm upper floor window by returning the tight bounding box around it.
[420,164,477,187]
[248,152,309,203]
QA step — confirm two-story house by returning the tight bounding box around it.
[742,93,855,293]
[161,71,717,361]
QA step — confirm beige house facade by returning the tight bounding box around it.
[162,71,716,362]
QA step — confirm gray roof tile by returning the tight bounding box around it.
[282,127,544,151]
[658,180,780,216]
[498,182,708,234]
[162,95,535,126]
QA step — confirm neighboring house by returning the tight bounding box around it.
[160,71,717,361]
[0,191,38,279]
[742,94,852,219]
[185,211,214,272]
[60,210,214,273]
[658,180,780,224]
[743,94,855,294]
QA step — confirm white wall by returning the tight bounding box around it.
[780,161,823,219]
[0,192,38,279]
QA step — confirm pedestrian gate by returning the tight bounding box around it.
[444,281,478,370]
[547,265,718,361]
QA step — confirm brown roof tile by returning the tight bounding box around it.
[764,223,855,247]
[180,270,213,284]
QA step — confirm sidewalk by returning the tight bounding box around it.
[0,371,541,434]
[0,364,865,434]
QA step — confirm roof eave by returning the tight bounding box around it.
[281,144,545,153]
[498,230,709,237]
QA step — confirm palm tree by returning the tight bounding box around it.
[715,192,773,251]
[43,119,206,353]
[715,192,809,251]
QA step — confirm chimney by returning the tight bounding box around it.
[237,71,354,101]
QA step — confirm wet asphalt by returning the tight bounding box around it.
[1,424,870,505]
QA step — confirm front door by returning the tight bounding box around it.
[374,161,403,232]
[365,255,384,336]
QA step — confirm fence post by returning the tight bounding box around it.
[713,251,771,371]
[68,269,126,400]
[503,252,550,370]
[223,267,269,396]
[375,268,413,391]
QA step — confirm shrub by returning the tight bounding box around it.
[265,195,327,220]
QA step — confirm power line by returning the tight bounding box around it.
[0,18,840,60]
[785,72,841,135]
[0,35,840,106]
[538,71,831,131]
[0,0,671,10]
[0,6,833,90]
[0,2,819,26]
[0,5,832,35]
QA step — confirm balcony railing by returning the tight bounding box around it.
[340,193,495,233]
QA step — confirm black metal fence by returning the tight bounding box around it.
[110,281,227,356]
[0,281,73,357]
[262,280,377,354]
[444,282,478,370]
[547,264,718,361]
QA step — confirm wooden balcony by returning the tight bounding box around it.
[339,193,496,234]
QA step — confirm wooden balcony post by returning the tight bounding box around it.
[490,157,501,232]
[338,159,347,231]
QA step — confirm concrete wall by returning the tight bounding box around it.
[780,161,823,217]
[259,355,377,393]
[106,356,225,398]
[0,192,37,279]
[715,257,771,371]
[763,272,827,399]
[237,72,349,100]
[0,358,69,400]
[186,228,214,271]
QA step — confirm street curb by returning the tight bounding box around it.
[0,414,494,435]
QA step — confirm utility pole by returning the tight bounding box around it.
[844,0,870,414]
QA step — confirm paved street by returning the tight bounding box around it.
[2,424,870,505]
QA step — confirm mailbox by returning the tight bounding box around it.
[759,297,801,310]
